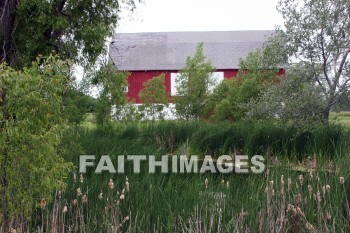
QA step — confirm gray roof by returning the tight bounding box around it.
[109,31,275,71]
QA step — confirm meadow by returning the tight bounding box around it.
[330,111,350,127]
[31,117,350,232]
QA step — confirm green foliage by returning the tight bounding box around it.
[174,43,215,121]
[34,120,348,232]
[333,91,350,112]
[139,74,169,120]
[0,55,72,219]
[77,120,349,160]
[189,121,346,159]
[239,36,287,71]
[204,38,285,122]
[113,103,142,122]
[90,63,128,126]
[62,87,97,124]
[7,0,139,67]
[206,77,265,121]
[245,65,326,125]
[277,0,350,121]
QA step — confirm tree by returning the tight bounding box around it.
[139,74,169,120]
[244,65,326,125]
[203,37,286,122]
[0,0,140,67]
[61,87,98,125]
[90,63,128,126]
[277,0,350,122]
[0,55,72,230]
[174,43,215,121]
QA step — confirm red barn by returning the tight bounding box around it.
[109,30,277,105]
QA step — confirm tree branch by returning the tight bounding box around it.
[320,28,332,88]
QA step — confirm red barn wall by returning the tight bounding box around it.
[127,69,286,103]
[127,70,176,103]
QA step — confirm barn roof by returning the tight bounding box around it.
[109,30,275,71]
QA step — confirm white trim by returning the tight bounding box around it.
[170,73,181,96]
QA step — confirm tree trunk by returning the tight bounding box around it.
[0,0,19,64]
[321,105,331,124]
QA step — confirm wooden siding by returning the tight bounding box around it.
[127,69,284,103]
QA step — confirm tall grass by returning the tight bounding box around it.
[76,120,349,160]
[4,120,350,232]
[8,167,350,232]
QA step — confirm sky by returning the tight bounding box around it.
[117,0,285,33]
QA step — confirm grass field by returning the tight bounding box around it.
[331,111,350,126]
[29,120,348,232]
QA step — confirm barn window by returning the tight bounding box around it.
[208,72,224,93]
[170,72,224,96]
[171,73,181,96]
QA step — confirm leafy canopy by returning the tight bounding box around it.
[0,55,72,218]
[203,37,286,122]
[139,74,169,120]
[1,0,140,67]
[277,0,350,121]
[89,63,128,125]
[174,43,215,121]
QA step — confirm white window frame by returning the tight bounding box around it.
[170,72,224,96]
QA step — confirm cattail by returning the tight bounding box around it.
[305,222,315,231]
[98,192,103,200]
[109,179,114,190]
[73,173,77,183]
[126,180,130,192]
[40,198,46,210]
[63,206,67,213]
[327,212,332,220]
[287,178,292,192]
[316,191,321,202]
[205,178,208,189]
[264,187,269,194]
[308,185,313,197]
[309,170,314,180]
[120,194,125,200]
[299,174,304,185]
[77,187,82,196]
[82,195,88,204]
[340,177,345,184]
[296,207,303,216]
[80,174,84,183]
[280,176,285,195]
